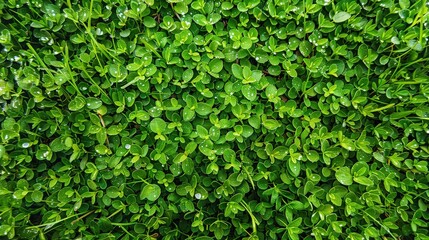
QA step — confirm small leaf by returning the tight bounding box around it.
[149,118,167,133]
[231,64,243,79]
[13,189,28,200]
[299,40,312,57]
[332,12,351,23]
[196,103,212,116]
[272,146,288,160]
[86,97,102,110]
[288,159,300,177]
[241,85,257,101]
[31,190,43,202]
[354,176,373,186]
[106,186,121,198]
[209,59,223,73]
[193,14,207,26]
[68,96,86,111]
[140,184,161,201]
[262,119,281,130]
[335,167,353,186]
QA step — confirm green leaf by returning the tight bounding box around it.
[299,40,312,57]
[86,97,102,110]
[150,118,167,133]
[288,159,301,177]
[143,16,157,28]
[0,225,12,236]
[13,189,28,199]
[262,119,281,130]
[399,0,410,9]
[332,12,351,23]
[353,176,373,186]
[173,153,188,163]
[196,103,212,116]
[106,186,121,198]
[209,59,223,73]
[232,64,243,79]
[31,190,43,202]
[140,184,161,201]
[193,14,207,26]
[68,96,86,111]
[335,167,353,186]
[272,146,288,160]
[183,107,195,121]
[108,63,128,80]
[241,85,257,101]
[241,37,253,49]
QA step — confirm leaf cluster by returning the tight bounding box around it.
[1,0,429,239]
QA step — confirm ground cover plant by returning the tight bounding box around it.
[1,0,429,239]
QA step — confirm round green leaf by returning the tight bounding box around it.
[140,184,161,201]
[106,186,121,198]
[149,118,167,133]
[68,96,86,111]
[86,97,102,110]
[332,12,351,23]
[241,85,257,101]
[335,167,353,186]
[31,190,43,202]
[196,103,212,116]
[209,59,223,73]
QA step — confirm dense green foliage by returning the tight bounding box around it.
[1,0,429,239]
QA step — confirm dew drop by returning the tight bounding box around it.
[22,142,30,148]
[125,144,131,149]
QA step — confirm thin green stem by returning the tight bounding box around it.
[121,76,146,89]
[240,201,259,234]
[26,212,87,229]
[63,42,83,95]
[107,207,124,219]
[71,210,95,225]
[362,210,397,240]
[118,225,137,238]
[87,0,94,31]
[242,166,255,190]
[369,103,395,113]
[26,43,55,79]
[111,222,137,226]
[139,37,162,58]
